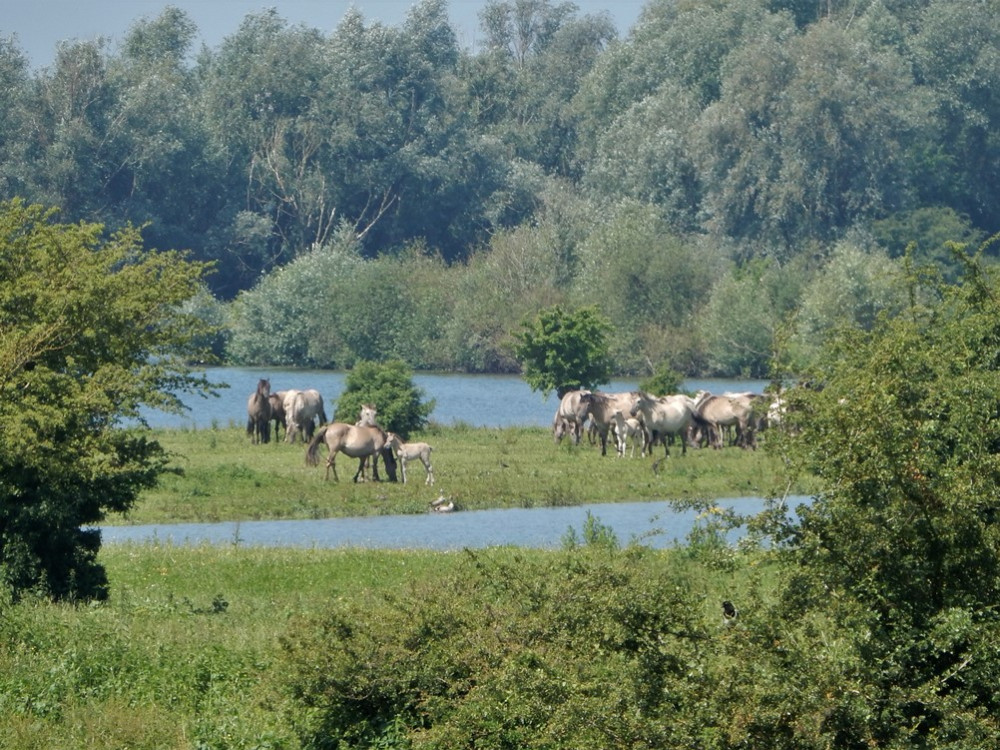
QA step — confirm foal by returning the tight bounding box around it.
[384,432,435,485]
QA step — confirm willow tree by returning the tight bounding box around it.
[0,201,215,601]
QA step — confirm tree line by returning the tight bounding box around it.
[2,0,998,376]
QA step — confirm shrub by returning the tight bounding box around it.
[333,360,434,437]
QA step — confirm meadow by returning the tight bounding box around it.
[0,426,813,749]
[125,424,812,524]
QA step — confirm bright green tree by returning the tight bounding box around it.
[0,201,215,601]
[513,304,613,398]
[334,360,434,438]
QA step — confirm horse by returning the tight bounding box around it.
[630,392,699,457]
[586,391,642,456]
[245,378,272,444]
[305,421,390,482]
[353,404,387,481]
[284,389,328,443]
[611,410,646,458]
[268,391,287,442]
[693,391,757,449]
[553,389,593,445]
[384,432,435,485]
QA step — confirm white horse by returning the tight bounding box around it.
[630,392,698,457]
[553,389,594,445]
[284,389,328,443]
[611,410,647,458]
[384,432,435,485]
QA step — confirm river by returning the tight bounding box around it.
[100,496,806,550]
[145,366,772,430]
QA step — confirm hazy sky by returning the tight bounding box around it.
[4,0,647,68]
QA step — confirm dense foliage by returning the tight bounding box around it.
[275,241,1000,748]
[332,360,434,437]
[513,304,613,397]
[0,200,213,600]
[2,0,999,376]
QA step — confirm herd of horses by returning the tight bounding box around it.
[247,377,779,488]
[247,379,435,485]
[553,388,781,458]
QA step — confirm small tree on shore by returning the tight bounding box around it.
[513,305,613,398]
[334,360,434,437]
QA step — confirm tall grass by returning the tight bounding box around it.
[0,540,779,749]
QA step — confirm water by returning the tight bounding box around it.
[120,368,788,550]
[146,367,772,430]
[100,496,806,550]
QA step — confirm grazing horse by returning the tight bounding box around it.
[268,391,287,442]
[693,391,756,449]
[553,389,594,445]
[305,421,390,482]
[385,432,435,485]
[353,404,385,481]
[246,378,272,444]
[284,389,328,443]
[586,391,642,456]
[630,391,698,457]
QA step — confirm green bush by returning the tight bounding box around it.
[281,546,717,749]
[333,360,434,437]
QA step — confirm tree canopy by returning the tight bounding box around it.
[513,304,613,398]
[0,200,215,600]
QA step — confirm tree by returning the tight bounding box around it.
[333,360,434,438]
[513,305,612,398]
[770,238,1000,743]
[0,201,215,601]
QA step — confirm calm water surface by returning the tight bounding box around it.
[101,497,806,550]
[147,367,772,430]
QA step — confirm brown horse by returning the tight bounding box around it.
[246,378,271,444]
[305,421,390,482]
[268,391,287,442]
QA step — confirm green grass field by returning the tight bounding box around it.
[0,427,816,749]
[124,424,814,525]
[1,540,775,750]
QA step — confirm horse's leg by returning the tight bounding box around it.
[424,457,433,485]
[399,457,408,484]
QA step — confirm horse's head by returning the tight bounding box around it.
[358,404,378,426]
[257,378,271,397]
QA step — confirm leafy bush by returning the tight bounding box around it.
[513,305,613,398]
[281,547,716,749]
[333,360,434,437]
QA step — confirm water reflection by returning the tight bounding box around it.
[101,497,805,550]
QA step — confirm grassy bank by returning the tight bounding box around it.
[1,540,771,750]
[0,544,453,749]
[1,426,813,748]
[124,424,814,525]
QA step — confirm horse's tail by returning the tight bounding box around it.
[305,424,328,467]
